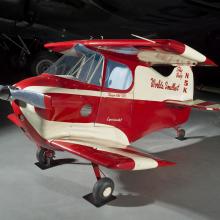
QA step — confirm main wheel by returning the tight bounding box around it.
[176,128,186,140]
[92,177,114,204]
[36,148,55,168]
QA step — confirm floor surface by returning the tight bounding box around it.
[0,93,220,220]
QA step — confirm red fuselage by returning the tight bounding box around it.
[9,72,191,150]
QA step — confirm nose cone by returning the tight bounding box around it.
[0,85,10,100]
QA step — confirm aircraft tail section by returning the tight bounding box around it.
[166,65,194,101]
[134,65,194,102]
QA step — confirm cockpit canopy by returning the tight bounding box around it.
[46,44,133,90]
[46,44,104,86]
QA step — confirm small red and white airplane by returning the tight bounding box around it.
[0,36,219,204]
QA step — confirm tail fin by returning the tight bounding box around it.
[134,65,194,102]
[167,65,194,101]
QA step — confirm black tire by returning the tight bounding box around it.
[36,148,54,168]
[177,128,186,140]
[30,51,59,75]
[92,177,114,203]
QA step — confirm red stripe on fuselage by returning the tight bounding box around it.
[15,74,101,91]
[35,93,100,123]
[14,74,191,144]
[34,93,190,143]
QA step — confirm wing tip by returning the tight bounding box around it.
[157,160,176,167]
[204,57,218,67]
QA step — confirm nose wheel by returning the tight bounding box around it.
[36,148,55,168]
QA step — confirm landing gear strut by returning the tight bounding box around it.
[36,147,55,168]
[84,163,116,207]
[175,127,186,140]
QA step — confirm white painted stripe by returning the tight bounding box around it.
[24,86,101,97]
[137,50,195,65]
[182,45,206,63]
[206,104,220,109]
[168,99,205,105]
[24,86,134,100]
[166,99,220,111]
[20,104,130,148]
[20,101,157,170]
[188,100,206,105]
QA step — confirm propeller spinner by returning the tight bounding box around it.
[0,85,52,109]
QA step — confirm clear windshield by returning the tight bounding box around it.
[45,44,104,86]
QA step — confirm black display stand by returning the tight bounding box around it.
[176,137,187,141]
[83,193,116,207]
[35,159,116,207]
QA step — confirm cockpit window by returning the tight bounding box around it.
[45,44,104,86]
[105,60,132,90]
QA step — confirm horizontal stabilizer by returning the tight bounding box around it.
[165,99,220,111]
[50,140,175,171]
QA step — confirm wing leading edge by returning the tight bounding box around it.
[50,140,175,171]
